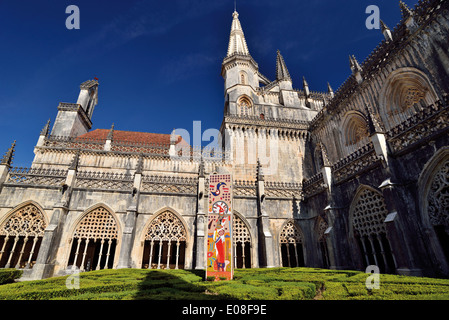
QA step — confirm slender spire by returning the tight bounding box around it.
[380,20,393,41]
[1,141,15,167]
[170,128,177,145]
[69,149,80,170]
[107,123,114,141]
[198,158,205,178]
[226,10,250,57]
[40,119,51,137]
[135,153,143,174]
[350,55,362,73]
[303,76,310,96]
[256,159,264,181]
[399,1,413,20]
[275,50,291,81]
[327,82,334,98]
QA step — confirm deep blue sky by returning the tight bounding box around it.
[0,0,418,167]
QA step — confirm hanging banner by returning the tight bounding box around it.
[206,174,233,281]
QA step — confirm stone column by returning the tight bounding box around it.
[194,160,206,269]
[117,162,141,269]
[29,204,68,280]
[256,173,275,268]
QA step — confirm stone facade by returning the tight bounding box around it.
[0,0,448,280]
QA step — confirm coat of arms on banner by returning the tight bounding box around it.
[206,174,233,281]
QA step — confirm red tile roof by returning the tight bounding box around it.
[77,129,188,146]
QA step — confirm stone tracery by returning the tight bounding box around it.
[0,203,46,269]
[142,211,187,270]
[279,221,304,267]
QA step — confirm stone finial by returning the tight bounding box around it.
[40,119,51,137]
[0,141,15,167]
[135,153,143,174]
[276,50,292,81]
[69,149,80,171]
[349,55,363,84]
[380,20,393,42]
[198,158,205,178]
[364,104,385,134]
[107,123,114,141]
[170,128,177,145]
[327,82,334,98]
[399,1,413,20]
[350,55,362,72]
[256,159,264,181]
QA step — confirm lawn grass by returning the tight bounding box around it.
[0,267,448,300]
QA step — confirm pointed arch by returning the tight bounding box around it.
[66,203,121,271]
[341,111,370,147]
[379,67,439,130]
[0,201,48,269]
[417,147,449,272]
[315,215,330,269]
[237,95,253,117]
[232,211,252,268]
[278,219,305,267]
[349,185,396,273]
[140,207,188,270]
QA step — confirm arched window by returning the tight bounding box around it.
[68,206,119,271]
[237,96,252,117]
[279,221,305,267]
[316,217,330,268]
[142,210,187,270]
[380,68,438,130]
[233,214,251,268]
[351,187,396,273]
[240,72,247,85]
[426,158,449,264]
[342,112,370,147]
[0,203,46,269]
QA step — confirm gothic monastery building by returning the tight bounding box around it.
[1,0,449,280]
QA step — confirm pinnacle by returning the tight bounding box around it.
[1,141,16,167]
[276,50,291,81]
[399,1,413,19]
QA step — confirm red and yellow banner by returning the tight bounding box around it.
[206,174,233,281]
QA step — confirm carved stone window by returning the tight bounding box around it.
[237,96,252,116]
[279,221,304,267]
[0,204,46,269]
[316,217,330,268]
[352,189,388,237]
[68,206,119,271]
[343,113,370,146]
[427,159,449,227]
[142,211,187,270]
[380,68,438,130]
[426,158,449,265]
[351,188,396,273]
[233,215,251,268]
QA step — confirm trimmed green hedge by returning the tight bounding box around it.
[0,268,448,300]
[0,269,22,285]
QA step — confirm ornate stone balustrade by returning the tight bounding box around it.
[111,140,169,155]
[302,172,325,198]
[5,167,68,187]
[264,181,302,199]
[74,171,134,191]
[44,135,106,150]
[233,180,257,198]
[331,142,381,184]
[140,174,197,195]
[387,97,449,154]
